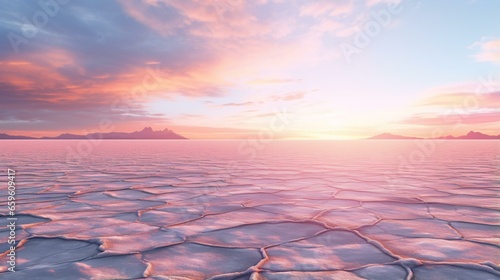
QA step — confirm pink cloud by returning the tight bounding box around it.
[402,111,500,126]
[218,102,256,107]
[248,78,302,85]
[365,0,402,8]
[272,91,308,101]
[117,1,327,98]
[300,0,354,17]
[418,92,500,109]
[471,38,500,64]
[121,0,268,38]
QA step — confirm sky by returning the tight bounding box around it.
[0,0,499,139]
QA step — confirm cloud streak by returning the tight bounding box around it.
[471,38,500,64]
[418,92,500,109]
[402,111,500,126]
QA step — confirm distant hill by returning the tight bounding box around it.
[369,131,500,140]
[0,127,187,139]
[438,131,500,140]
[0,133,35,139]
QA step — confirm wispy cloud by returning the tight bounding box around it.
[402,111,500,126]
[365,0,402,8]
[248,78,302,85]
[470,38,500,64]
[272,91,308,101]
[401,90,500,128]
[418,91,500,109]
[219,101,256,107]
[300,0,354,17]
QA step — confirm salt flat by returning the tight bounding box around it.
[0,140,499,279]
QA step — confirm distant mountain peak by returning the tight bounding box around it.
[466,131,484,136]
[0,128,187,139]
[0,133,35,139]
[459,131,495,139]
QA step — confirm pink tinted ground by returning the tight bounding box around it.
[0,140,498,279]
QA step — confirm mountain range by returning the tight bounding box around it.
[369,131,500,140]
[1,129,499,140]
[0,127,187,139]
